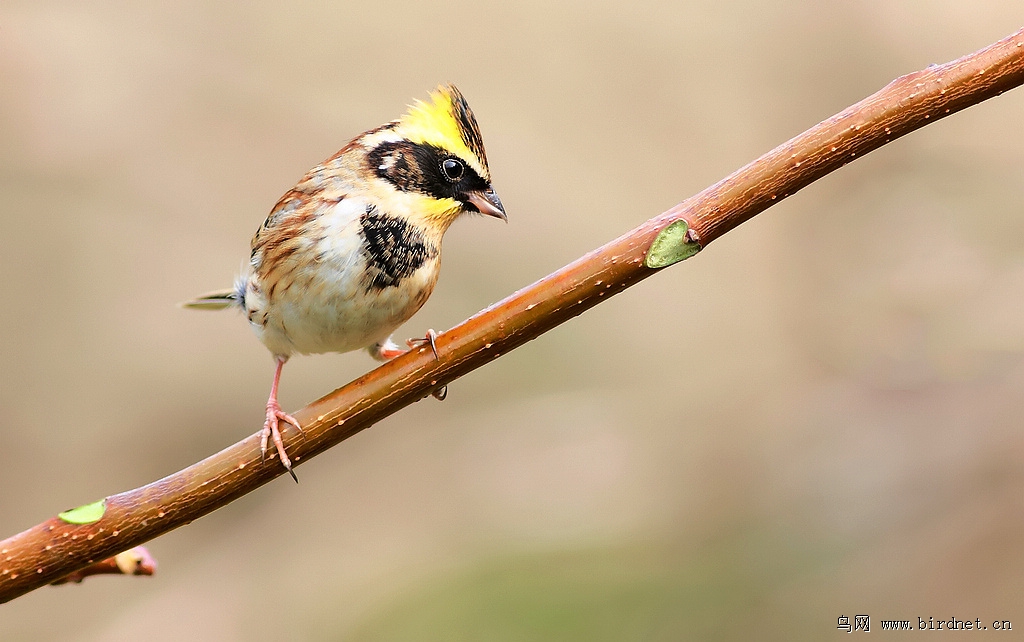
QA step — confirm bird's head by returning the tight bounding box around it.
[360,85,505,231]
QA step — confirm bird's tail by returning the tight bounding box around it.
[180,288,241,310]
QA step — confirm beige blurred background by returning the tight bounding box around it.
[2,2,1023,639]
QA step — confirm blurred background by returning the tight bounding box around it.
[2,2,1023,639]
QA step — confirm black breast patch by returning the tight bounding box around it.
[359,206,437,290]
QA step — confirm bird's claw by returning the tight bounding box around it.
[407,329,440,360]
[262,402,301,483]
[408,330,445,399]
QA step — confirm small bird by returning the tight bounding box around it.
[183,85,505,480]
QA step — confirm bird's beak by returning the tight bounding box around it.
[466,189,507,221]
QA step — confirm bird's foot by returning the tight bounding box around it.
[368,331,446,400]
[407,329,440,360]
[370,330,440,362]
[262,400,301,482]
[408,330,446,400]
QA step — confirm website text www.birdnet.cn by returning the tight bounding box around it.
[837,615,1013,633]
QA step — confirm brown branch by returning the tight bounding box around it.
[2,27,1023,603]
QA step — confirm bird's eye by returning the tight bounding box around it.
[441,158,464,182]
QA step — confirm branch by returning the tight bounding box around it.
[3,27,1023,603]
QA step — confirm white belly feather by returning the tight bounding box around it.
[245,198,439,357]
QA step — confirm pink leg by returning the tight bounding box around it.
[262,356,301,482]
[368,337,406,361]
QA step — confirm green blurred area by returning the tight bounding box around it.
[341,533,827,642]
[2,2,1024,640]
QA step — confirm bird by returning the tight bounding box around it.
[183,85,506,481]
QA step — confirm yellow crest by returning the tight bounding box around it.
[395,85,490,180]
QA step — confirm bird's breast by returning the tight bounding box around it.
[248,198,442,357]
